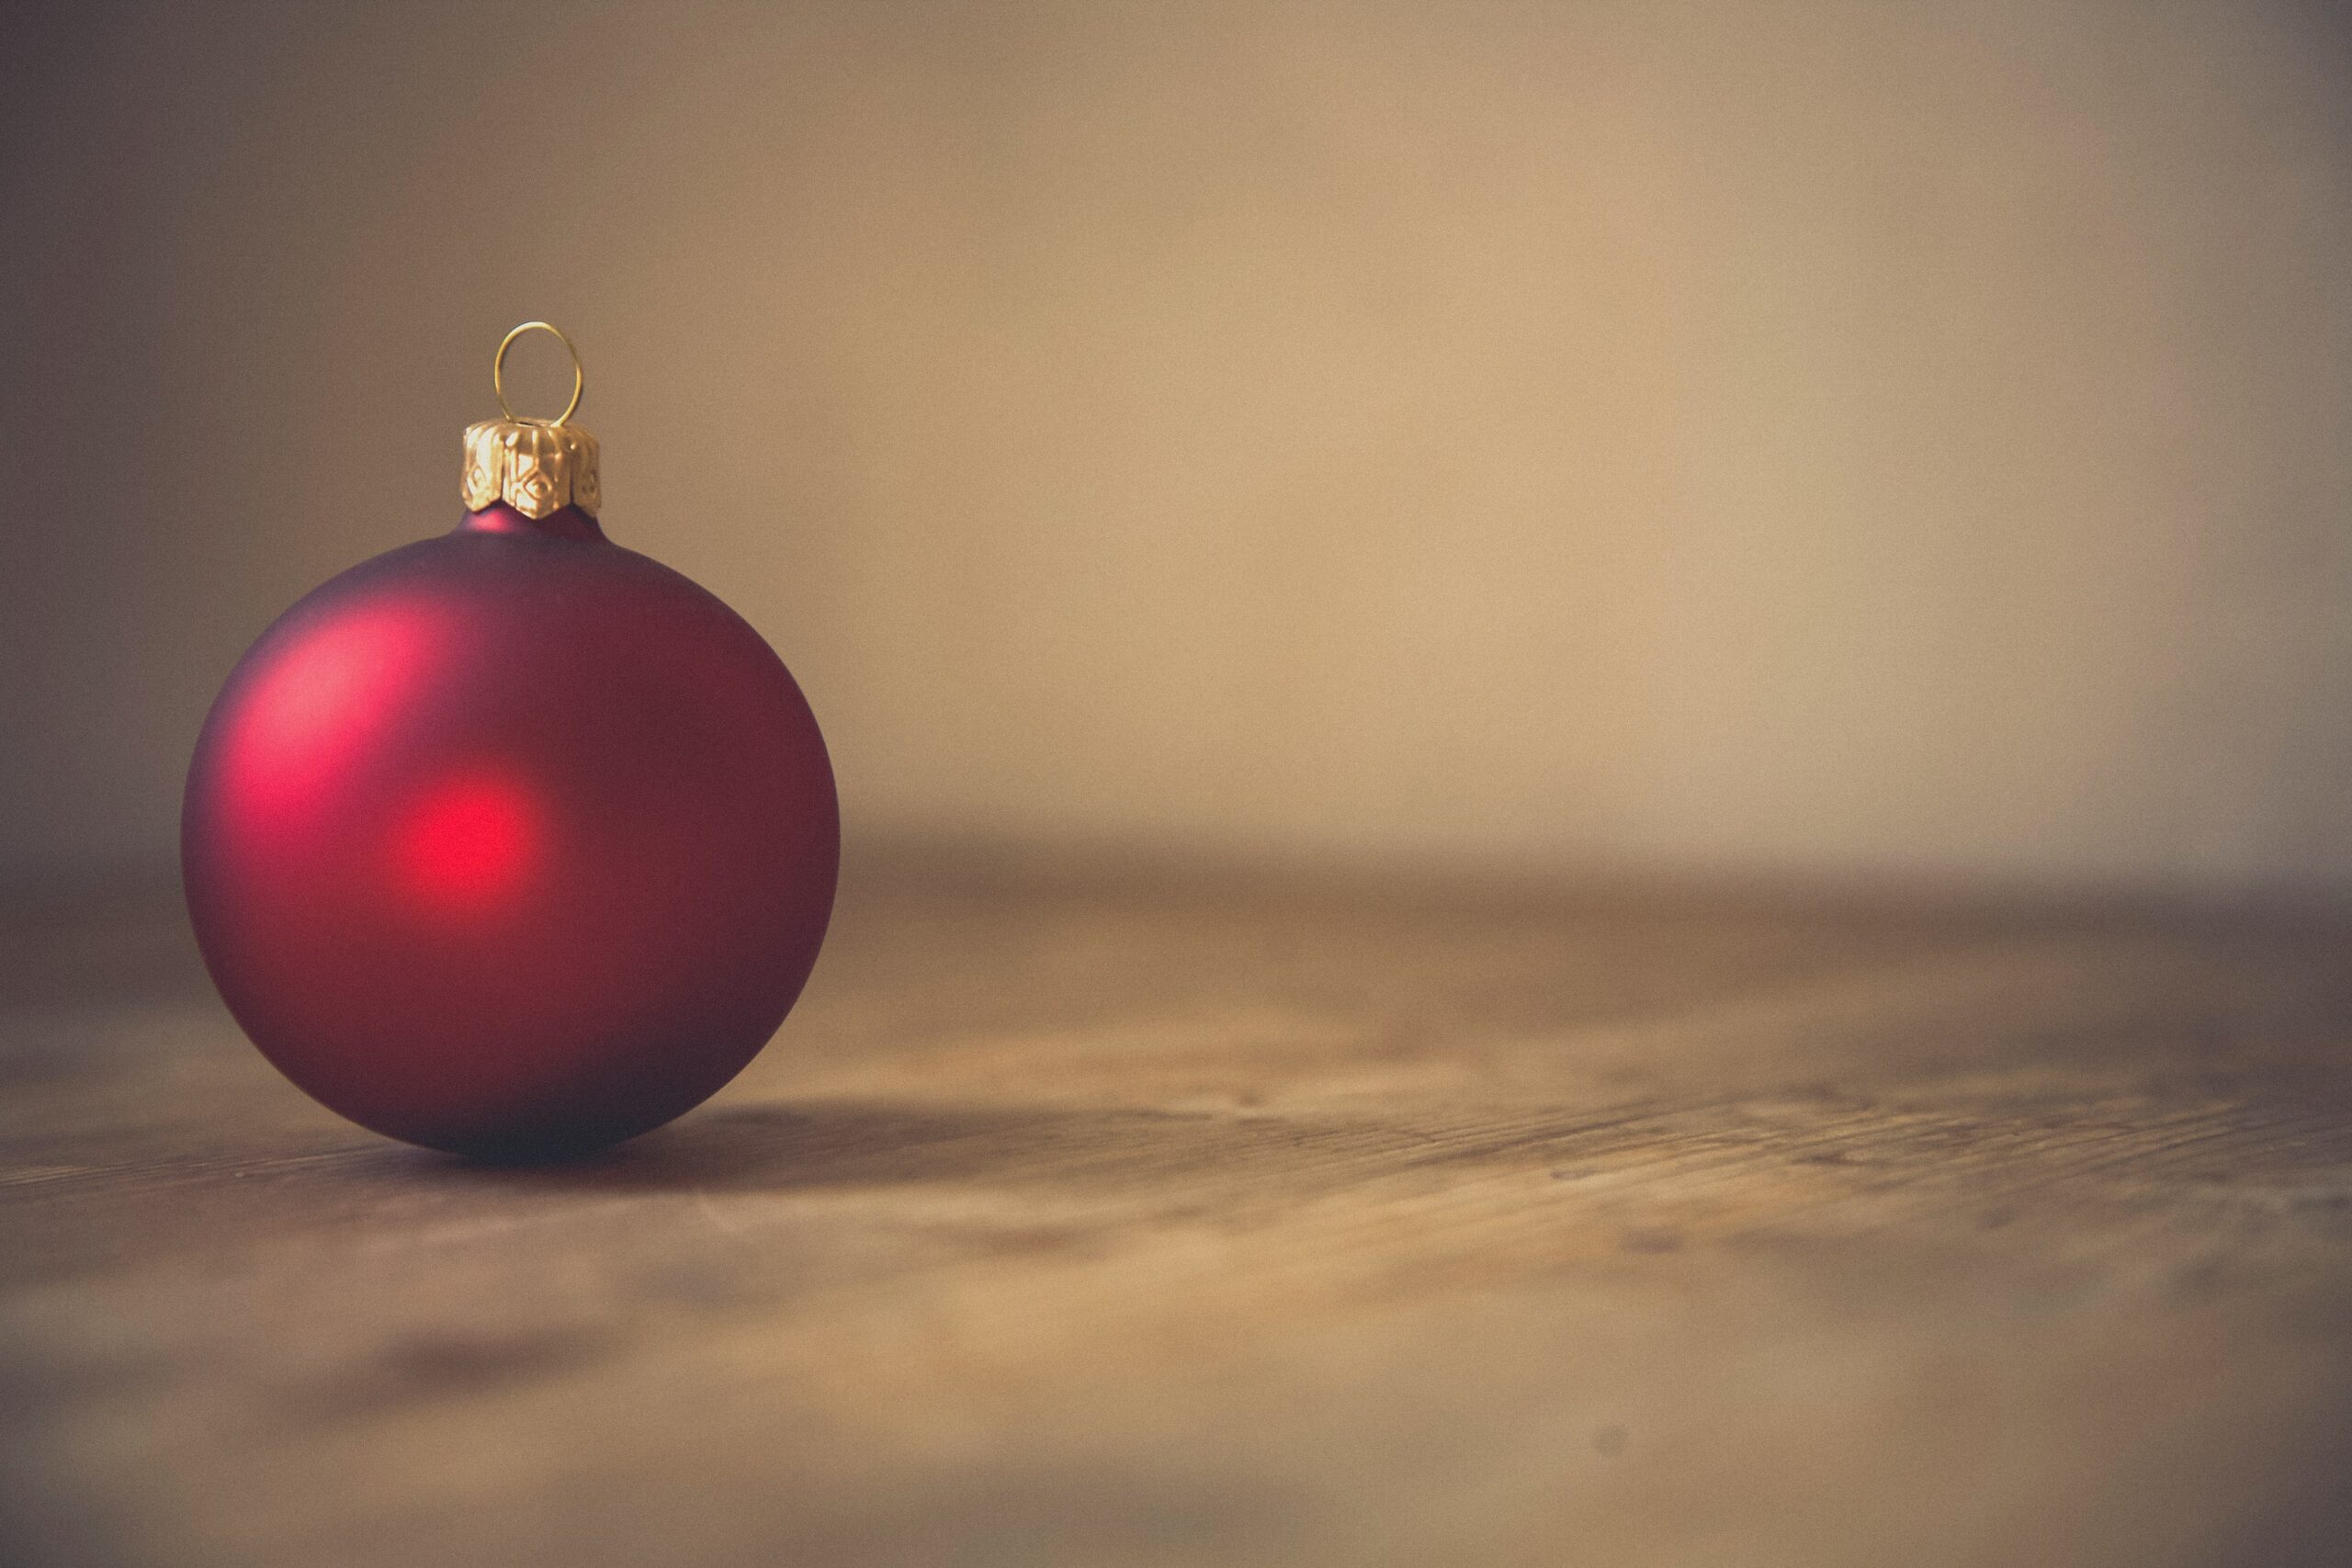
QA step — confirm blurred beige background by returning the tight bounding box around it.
[5,0,2350,892]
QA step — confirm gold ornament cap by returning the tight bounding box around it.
[462,322,602,520]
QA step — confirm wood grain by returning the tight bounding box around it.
[5,850,2352,1567]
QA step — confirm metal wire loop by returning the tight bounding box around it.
[492,321,583,427]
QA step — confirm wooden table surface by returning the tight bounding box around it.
[6,851,2352,1568]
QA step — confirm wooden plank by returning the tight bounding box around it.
[5,852,2352,1566]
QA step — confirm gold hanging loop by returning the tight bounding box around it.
[492,321,584,427]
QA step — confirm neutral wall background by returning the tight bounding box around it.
[6,0,2351,891]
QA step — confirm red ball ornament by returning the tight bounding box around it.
[182,323,838,1158]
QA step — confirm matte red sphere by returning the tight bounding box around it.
[183,503,838,1158]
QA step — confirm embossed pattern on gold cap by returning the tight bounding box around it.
[462,419,602,519]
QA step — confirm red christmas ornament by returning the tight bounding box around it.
[183,323,838,1158]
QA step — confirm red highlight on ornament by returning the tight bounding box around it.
[393,772,543,913]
